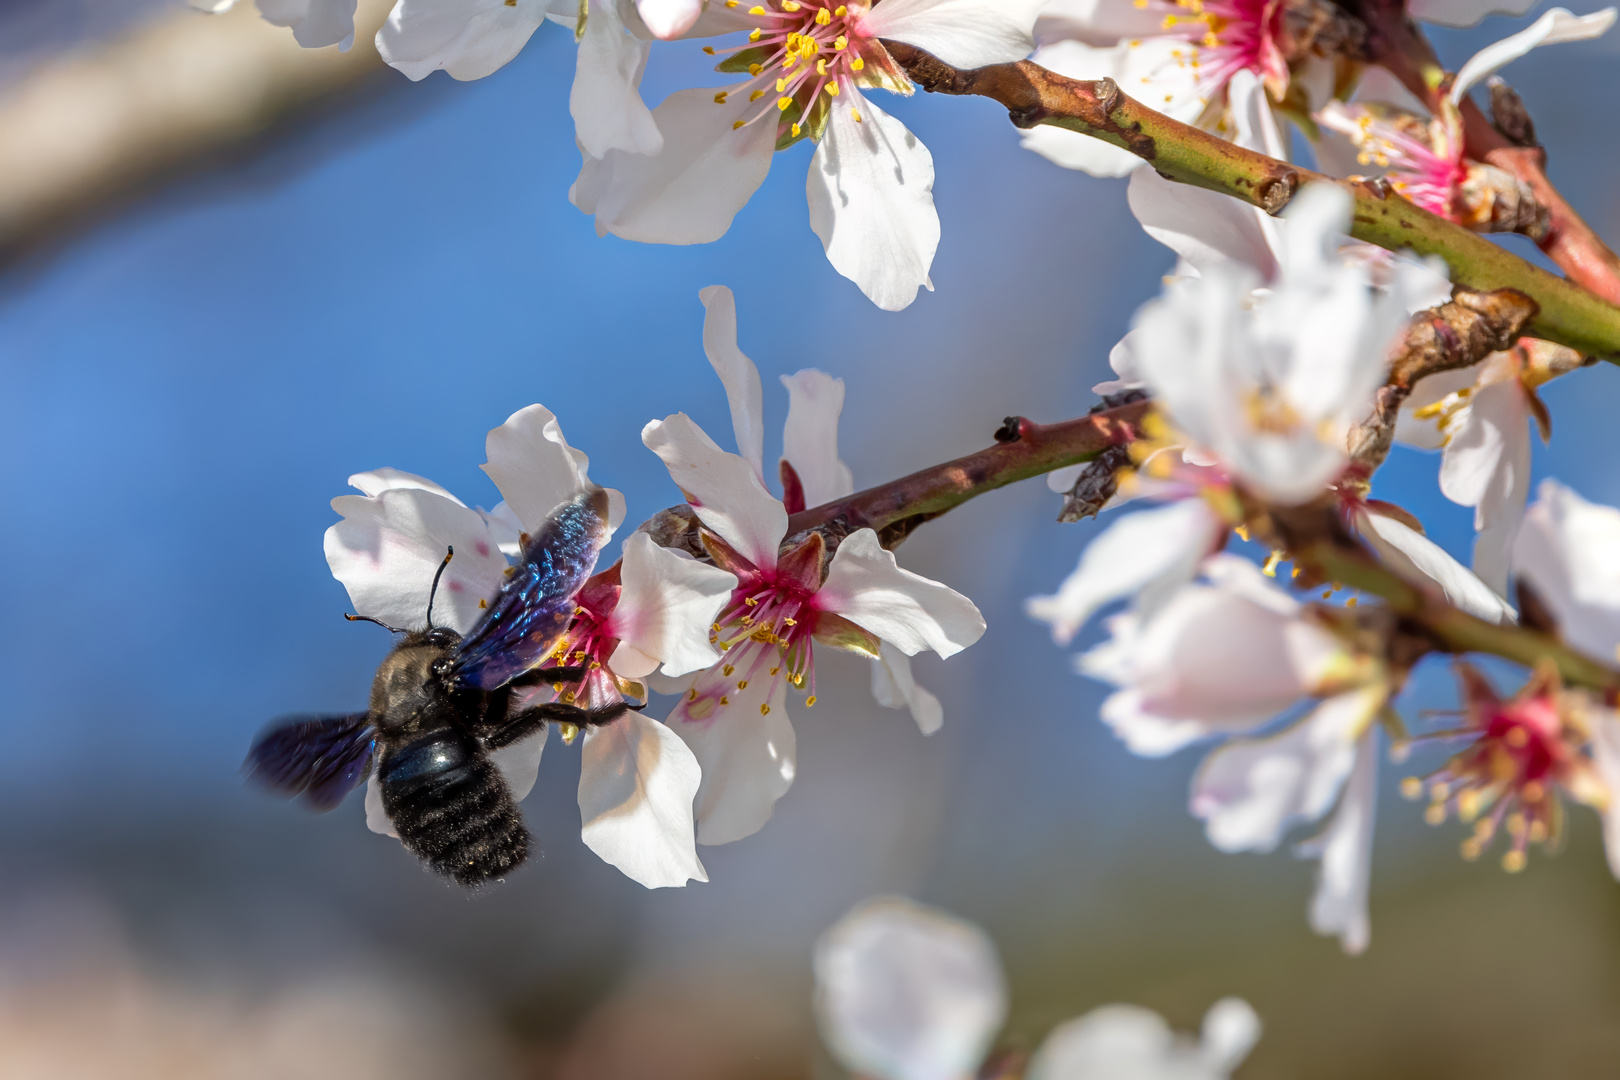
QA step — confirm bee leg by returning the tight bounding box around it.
[485,701,636,750]
[506,664,591,687]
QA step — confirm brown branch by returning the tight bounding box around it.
[882,41,1620,360]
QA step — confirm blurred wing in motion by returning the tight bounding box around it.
[246,714,377,811]
[449,490,608,691]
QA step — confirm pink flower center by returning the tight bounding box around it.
[1131,0,1285,102]
[543,587,627,712]
[706,1,896,141]
[1335,108,1466,221]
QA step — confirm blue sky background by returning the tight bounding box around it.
[2,6,1619,1075]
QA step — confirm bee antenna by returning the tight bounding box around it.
[426,545,455,630]
[345,613,406,634]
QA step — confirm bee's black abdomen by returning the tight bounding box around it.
[378,731,529,887]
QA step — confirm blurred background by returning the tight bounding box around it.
[2,2,1619,1076]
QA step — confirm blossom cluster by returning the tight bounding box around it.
[230,0,1620,983]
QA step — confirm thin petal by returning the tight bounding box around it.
[1025,499,1221,645]
[859,0,1039,67]
[819,529,986,658]
[781,369,855,507]
[1355,508,1515,623]
[578,712,708,888]
[696,284,767,480]
[871,645,945,735]
[1451,7,1617,101]
[1298,732,1377,955]
[643,413,788,571]
[376,0,548,81]
[814,896,1008,1080]
[666,662,796,845]
[609,531,738,679]
[1190,685,1383,853]
[572,0,663,157]
[482,403,625,538]
[325,486,509,636]
[807,97,939,311]
[572,86,777,244]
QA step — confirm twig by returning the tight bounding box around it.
[882,41,1620,361]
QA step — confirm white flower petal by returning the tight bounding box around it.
[572,86,777,244]
[1355,508,1515,623]
[259,0,357,49]
[1190,685,1382,853]
[698,285,766,480]
[859,0,1039,67]
[871,645,945,735]
[325,485,510,636]
[1588,707,1620,881]
[609,531,737,679]
[364,775,397,837]
[1297,732,1377,954]
[572,0,663,157]
[635,0,705,39]
[643,413,789,571]
[1394,364,1480,451]
[781,369,856,507]
[667,665,796,845]
[807,97,939,311]
[1513,481,1620,660]
[1029,1005,1181,1080]
[815,897,1008,1080]
[482,403,624,538]
[376,0,548,81]
[819,529,986,659]
[578,711,708,888]
[492,725,549,802]
[1200,999,1262,1073]
[1035,0,1167,46]
[1451,7,1617,102]
[1026,499,1222,645]
[1227,69,1287,157]
[1128,167,1281,281]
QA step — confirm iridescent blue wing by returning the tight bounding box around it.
[246,713,376,811]
[449,489,608,692]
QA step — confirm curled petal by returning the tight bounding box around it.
[807,97,939,311]
[1354,508,1515,623]
[871,645,945,735]
[579,712,708,888]
[609,532,738,679]
[819,530,986,659]
[376,0,548,81]
[815,896,1008,1080]
[698,285,766,479]
[781,369,855,507]
[643,413,788,571]
[1451,7,1617,102]
[483,403,625,538]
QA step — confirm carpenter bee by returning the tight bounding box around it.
[246,489,634,887]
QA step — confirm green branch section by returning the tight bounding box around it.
[885,43,1620,361]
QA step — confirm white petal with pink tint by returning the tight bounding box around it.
[815,896,1008,1080]
[807,97,939,312]
[326,485,510,636]
[572,86,777,244]
[781,369,855,507]
[578,712,708,888]
[668,672,796,845]
[1026,499,1222,645]
[643,413,788,571]
[1191,685,1383,852]
[1297,732,1377,954]
[819,529,986,659]
[698,285,766,479]
[609,531,737,679]
[871,644,945,736]
[858,0,1040,68]
[482,403,625,538]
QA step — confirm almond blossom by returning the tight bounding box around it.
[324,403,737,888]
[188,0,359,49]
[641,291,985,843]
[570,0,1041,310]
[814,896,1261,1080]
[1082,556,1388,952]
